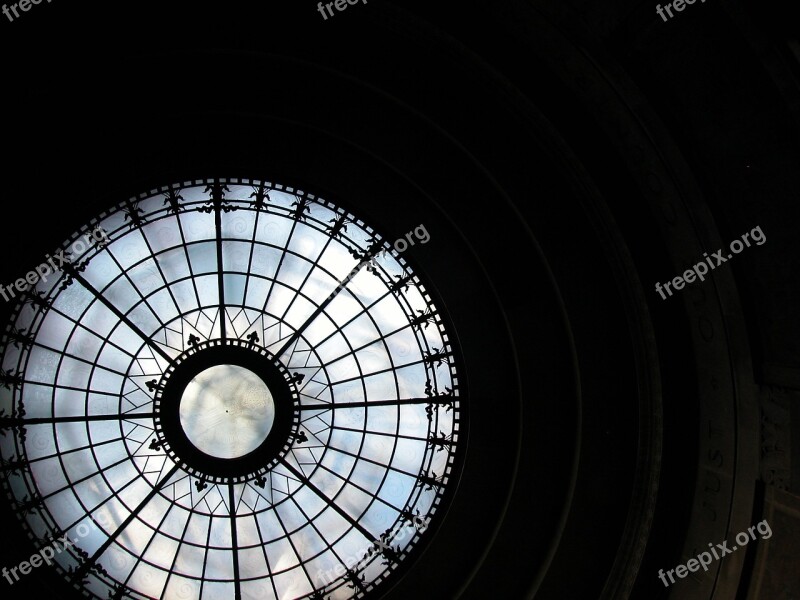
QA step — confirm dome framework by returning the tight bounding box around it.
[0,178,463,600]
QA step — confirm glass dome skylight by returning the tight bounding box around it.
[0,178,462,600]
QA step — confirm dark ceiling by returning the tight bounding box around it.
[0,1,798,599]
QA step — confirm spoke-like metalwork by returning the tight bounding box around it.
[120,494,177,592]
[0,178,462,600]
[275,249,380,359]
[229,483,242,600]
[105,228,183,329]
[259,196,304,325]
[209,181,230,340]
[159,506,196,599]
[197,502,216,600]
[168,203,204,310]
[68,269,175,365]
[299,397,451,411]
[278,457,377,543]
[240,184,270,306]
[1,412,153,425]
[250,507,281,599]
[71,464,181,581]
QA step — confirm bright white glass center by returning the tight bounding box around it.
[179,365,275,459]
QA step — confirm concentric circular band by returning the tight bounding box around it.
[152,339,303,483]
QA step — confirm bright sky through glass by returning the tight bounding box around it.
[0,179,462,600]
[180,365,275,459]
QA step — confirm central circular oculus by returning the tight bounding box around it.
[179,364,275,459]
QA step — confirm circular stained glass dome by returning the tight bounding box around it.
[0,178,463,600]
